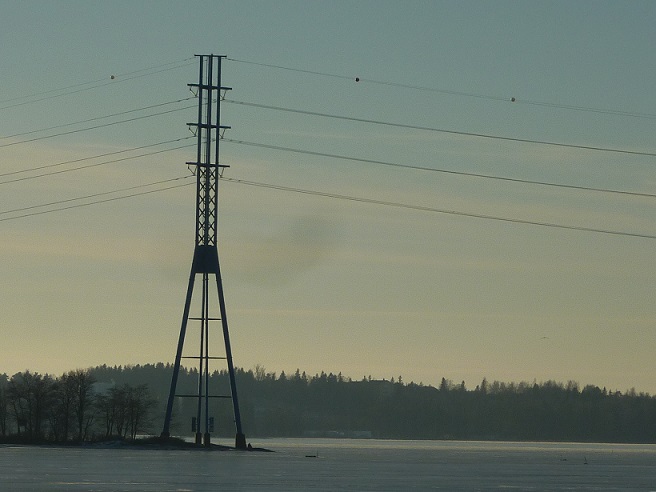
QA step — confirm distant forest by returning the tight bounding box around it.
[2,364,656,444]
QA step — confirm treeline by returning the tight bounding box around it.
[2,364,656,443]
[233,370,656,443]
[0,369,155,443]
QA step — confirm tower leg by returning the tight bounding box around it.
[215,264,247,449]
[161,267,196,438]
[235,432,247,450]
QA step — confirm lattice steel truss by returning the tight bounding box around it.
[160,54,246,449]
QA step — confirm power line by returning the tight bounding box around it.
[517,99,656,120]
[3,165,652,240]
[0,58,196,111]
[0,57,193,104]
[220,176,656,241]
[0,105,196,149]
[224,99,656,158]
[226,57,656,120]
[0,140,195,185]
[0,97,194,141]
[222,138,656,199]
[1,175,193,217]
[0,136,194,179]
[0,177,194,222]
[227,57,354,82]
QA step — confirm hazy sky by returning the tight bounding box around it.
[2,1,655,393]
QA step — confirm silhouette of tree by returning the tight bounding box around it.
[3,365,656,444]
[67,369,96,441]
[0,373,8,437]
[7,371,55,440]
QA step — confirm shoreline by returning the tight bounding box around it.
[0,436,273,452]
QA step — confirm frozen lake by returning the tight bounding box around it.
[2,438,656,490]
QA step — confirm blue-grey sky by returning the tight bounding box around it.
[1,1,655,393]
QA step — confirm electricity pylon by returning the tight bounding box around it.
[160,54,246,449]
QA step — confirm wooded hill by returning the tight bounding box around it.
[2,364,655,443]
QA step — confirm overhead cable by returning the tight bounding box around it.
[0,136,195,179]
[0,97,195,141]
[222,138,656,199]
[224,99,656,158]
[0,178,194,222]
[220,177,656,240]
[0,140,195,185]
[0,58,196,111]
[226,57,656,120]
[0,105,196,149]
[3,169,652,240]
[1,176,193,217]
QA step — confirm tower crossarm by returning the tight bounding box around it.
[185,55,231,248]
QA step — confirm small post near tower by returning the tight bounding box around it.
[160,54,246,449]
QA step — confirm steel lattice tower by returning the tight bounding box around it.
[161,54,246,449]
